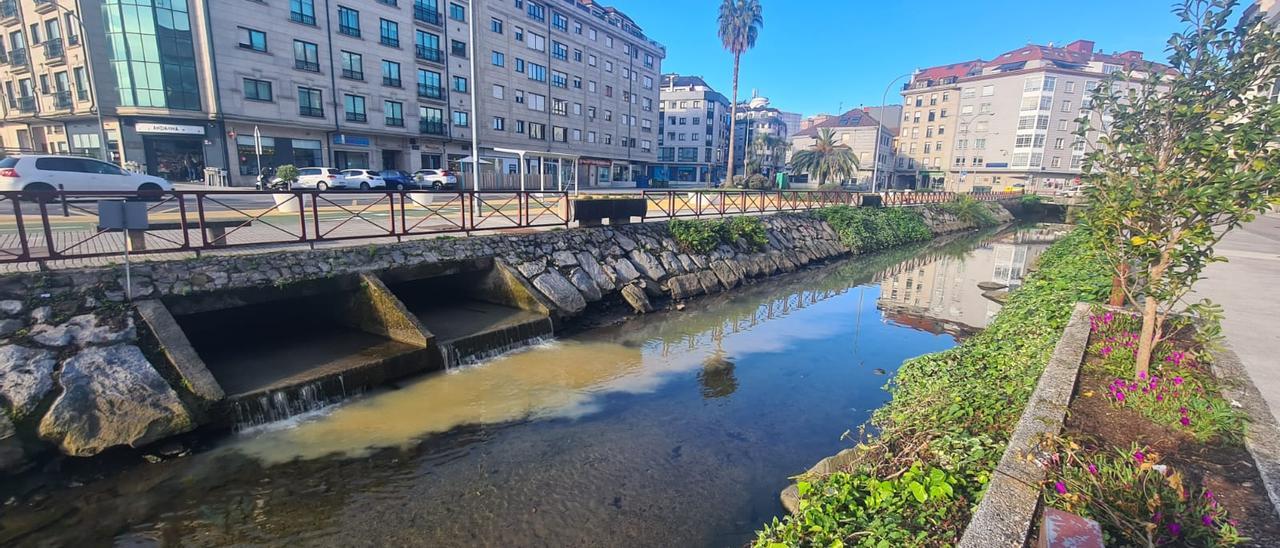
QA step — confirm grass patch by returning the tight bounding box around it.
[668,216,768,254]
[813,206,933,254]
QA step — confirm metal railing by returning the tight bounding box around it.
[43,39,63,60]
[0,189,1023,267]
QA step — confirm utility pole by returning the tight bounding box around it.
[873,72,916,192]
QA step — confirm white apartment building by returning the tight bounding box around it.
[652,73,730,184]
[788,107,894,189]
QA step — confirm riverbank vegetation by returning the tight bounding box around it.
[753,229,1111,546]
[669,216,769,253]
[812,206,932,254]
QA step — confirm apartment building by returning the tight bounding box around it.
[0,0,660,187]
[788,107,894,189]
[471,0,664,187]
[650,73,730,184]
[732,95,789,176]
[895,41,1171,193]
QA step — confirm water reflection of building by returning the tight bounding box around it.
[877,229,1055,335]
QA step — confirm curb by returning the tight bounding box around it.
[1209,344,1280,521]
[957,302,1092,547]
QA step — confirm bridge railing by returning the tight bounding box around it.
[0,189,1022,267]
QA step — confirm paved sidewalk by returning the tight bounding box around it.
[1195,212,1280,424]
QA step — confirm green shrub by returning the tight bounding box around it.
[814,206,933,253]
[275,164,300,183]
[937,195,999,227]
[669,216,768,254]
[754,229,1112,546]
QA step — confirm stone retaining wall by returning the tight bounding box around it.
[0,204,1011,470]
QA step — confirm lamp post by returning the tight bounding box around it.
[872,72,915,193]
[49,0,109,161]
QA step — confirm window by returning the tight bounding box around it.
[451,40,466,57]
[290,0,317,25]
[528,62,546,82]
[588,81,596,92]
[553,126,566,142]
[419,69,443,98]
[552,12,568,31]
[298,87,323,117]
[515,120,525,133]
[452,110,469,127]
[588,54,597,66]
[515,58,525,73]
[572,76,581,89]
[341,51,363,80]
[981,85,994,97]
[381,60,401,87]
[527,32,546,52]
[491,18,503,34]
[1053,137,1065,150]
[1043,76,1057,91]
[491,84,504,99]
[961,87,975,98]
[514,26,523,41]
[1061,100,1072,112]
[385,100,404,126]
[449,2,465,21]
[515,90,525,104]
[452,76,467,92]
[1065,81,1076,93]
[552,98,567,115]
[604,60,613,72]
[644,53,654,68]
[244,78,272,101]
[573,49,582,62]
[344,94,366,122]
[551,70,567,88]
[529,122,545,140]
[528,93,545,111]
[643,76,653,90]
[491,51,505,67]
[294,40,320,71]
[552,41,567,60]
[527,2,545,21]
[1051,156,1061,168]
[380,19,399,47]
[338,6,360,37]
[238,27,266,52]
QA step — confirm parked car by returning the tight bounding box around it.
[412,169,459,190]
[340,169,387,190]
[0,154,172,199]
[287,167,349,191]
[378,170,414,190]
[1058,184,1092,198]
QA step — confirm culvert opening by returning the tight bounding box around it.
[382,263,554,368]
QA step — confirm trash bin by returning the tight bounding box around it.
[776,172,788,189]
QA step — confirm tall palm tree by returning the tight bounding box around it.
[718,0,763,186]
[789,129,859,186]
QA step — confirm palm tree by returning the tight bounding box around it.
[789,129,859,186]
[718,0,763,186]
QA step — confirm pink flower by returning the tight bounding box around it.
[1169,522,1182,536]
[1087,464,1098,476]
[1139,371,1148,380]
[1156,394,1164,402]
[1114,391,1126,402]
[1134,451,1146,463]
[1180,416,1191,427]
[1173,376,1183,386]
[1054,481,1068,495]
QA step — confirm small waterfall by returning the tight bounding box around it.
[439,316,555,369]
[230,374,360,431]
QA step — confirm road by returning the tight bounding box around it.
[1195,212,1280,424]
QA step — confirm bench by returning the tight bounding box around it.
[98,220,252,251]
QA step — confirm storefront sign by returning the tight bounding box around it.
[332,134,371,147]
[136,122,206,135]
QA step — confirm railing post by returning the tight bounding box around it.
[176,193,191,249]
[311,192,321,242]
[10,195,29,261]
[195,193,210,247]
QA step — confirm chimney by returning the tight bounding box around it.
[1064,39,1095,54]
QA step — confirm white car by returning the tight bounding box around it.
[340,169,387,191]
[288,167,349,191]
[412,169,458,190]
[0,155,172,198]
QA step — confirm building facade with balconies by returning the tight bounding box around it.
[651,73,729,184]
[788,107,895,189]
[732,94,789,178]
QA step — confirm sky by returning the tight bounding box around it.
[606,0,1195,117]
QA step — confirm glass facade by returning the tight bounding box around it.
[103,0,201,110]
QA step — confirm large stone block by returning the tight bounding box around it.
[133,300,225,403]
[29,314,135,348]
[621,283,653,314]
[567,268,604,302]
[0,345,57,417]
[628,249,668,281]
[39,345,194,457]
[666,274,705,300]
[696,270,725,294]
[531,270,587,315]
[608,257,642,284]
[711,260,743,289]
[576,252,615,292]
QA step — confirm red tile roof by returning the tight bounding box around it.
[793,108,881,137]
[913,60,985,83]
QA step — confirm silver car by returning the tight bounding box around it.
[340,169,387,190]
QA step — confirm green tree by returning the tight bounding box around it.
[790,128,859,186]
[717,0,763,186]
[1081,0,1280,377]
[275,164,300,185]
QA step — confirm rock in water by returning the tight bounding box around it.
[531,270,587,315]
[621,283,653,314]
[0,345,58,417]
[39,345,194,457]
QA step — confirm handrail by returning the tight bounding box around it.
[0,189,1022,266]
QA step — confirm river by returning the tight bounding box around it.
[0,225,1060,547]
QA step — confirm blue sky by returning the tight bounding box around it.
[608,0,1191,116]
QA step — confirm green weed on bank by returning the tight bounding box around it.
[754,229,1112,547]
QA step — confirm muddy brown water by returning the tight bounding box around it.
[0,226,1058,547]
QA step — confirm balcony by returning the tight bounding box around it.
[16,96,35,113]
[385,116,404,127]
[33,0,57,13]
[76,88,88,101]
[295,59,320,72]
[43,39,64,62]
[383,77,401,88]
[67,34,80,46]
[414,6,441,26]
[380,36,400,48]
[8,48,26,69]
[299,106,324,118]
[52,90,71,109]
[339,25,360,38]
[0,0,17,21]
[290,11,316,25]
[341,69,363,80]
[419,120,446,135]
[345,112,367,123]
[415,45,443,63]
[417,83,443,99]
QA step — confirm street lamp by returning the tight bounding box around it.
[48,0,109,161]
[872,71,916,193]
